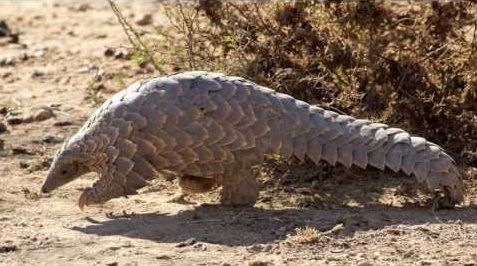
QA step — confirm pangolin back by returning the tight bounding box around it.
[67,71,464,204]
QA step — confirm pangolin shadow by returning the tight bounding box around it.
[71,204,477,246]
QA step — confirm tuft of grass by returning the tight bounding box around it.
[287,224,344,245]
[286,226,323,245]
[85,72,106,107]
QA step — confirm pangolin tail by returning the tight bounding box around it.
[269,93,464,205]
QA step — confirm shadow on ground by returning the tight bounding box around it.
[71,204,477,246]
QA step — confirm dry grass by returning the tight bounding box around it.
[287,226,324,244]
[286,224,344,245]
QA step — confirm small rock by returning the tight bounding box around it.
[6,116,23,125]
[31,70,46,78]
[2,72,12,79]
[0,122,7,134]
[41,158,52,168]
[0,245,17,253]
[175,238,196,248]
[12,147,34,155]
[136,14,153,26]
[33,135,63,144]
[0,20,19,43]
[105,262,118,266]
[0,57,16,66]
[31,108,54,122]
[76,3,91,12]
[420,261,432,266]
[47,103,61,109]
[0,20,12,37]
[53,120,73,127]
[103,47,115,57]
[18,52,29,61]
[246,244,272,253]
[19,161,29,169]
[33,48,48,58]
[0,107,7,115]
[155,255,172,260]
[193,242,207,251]
[113,49,132,60]
[77,64,98,74]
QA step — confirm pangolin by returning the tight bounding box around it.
[41,71,464,209]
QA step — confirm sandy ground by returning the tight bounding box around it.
[0,1,476,266]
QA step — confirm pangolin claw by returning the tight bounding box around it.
[78,187,97,211]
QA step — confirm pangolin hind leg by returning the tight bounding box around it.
[219,149,263,207]
[220,166,259,207]
[168,175,217,204]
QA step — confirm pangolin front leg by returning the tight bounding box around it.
[78,169,132,210]
[168,175,217,204]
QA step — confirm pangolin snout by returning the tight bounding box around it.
[40,184,50,194]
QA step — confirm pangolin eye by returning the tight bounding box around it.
[61,169,68,175]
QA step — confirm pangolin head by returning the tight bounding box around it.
[41,141,91,194]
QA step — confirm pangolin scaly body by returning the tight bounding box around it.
[41,71,464,208]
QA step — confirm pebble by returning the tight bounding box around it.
[32,108,54,121]
[32,135,63,144]
[19,161,29,169]
[32,48,48,58]
[75,3,91,12]
[136,14,153,26]
[103,47,115,57]
[53,120,73,127]
[31,70,46,78]
[0,245,17,253]
[246,244,272,253]
[0,57,15,66]
[6,116,23,125]
[0,20,19,43]
[175,238,196,248]
[47,103,61,109]
[0,20,12,37]
[155,255,172,260]
[114,49,132,60]
[193,242,207,251]
[0,107,7,115]
[0,122,6,134]
[11,147,34,155]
